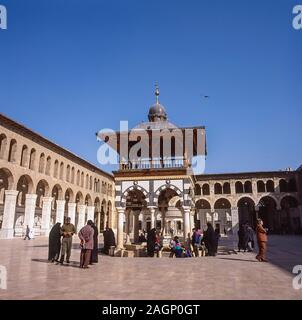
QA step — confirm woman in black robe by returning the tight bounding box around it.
[147,228,156,257]
[90,223,99,263]
[103,227,116,255]
[238,224,248,252]
[48,223,62,262]
[204,223,216,256]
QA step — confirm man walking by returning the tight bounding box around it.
[59,217,76,265]
[256,219,268,262]
[24,225,31,240]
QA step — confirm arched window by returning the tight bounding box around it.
[279,179,287,193]
[257,181,265,193]
[8,139,17,163]
[59,162,64,180]
[66,165,71,182]
[76,170,80,186]
[71,167,75,184]
[244,181,252,193]
[89,176,93,190]
[29,148,36,170]
[194,184,201,195]
[85,174,89,189]
[53,160,59,178]
[288,178,297,192]
[45,156,51,175]
[202,184,210,196]
[39,153,45,173]
[81,172,84,188]
[20,145,29,167]
[235,181,244,194]
[223,182,231,194]
[0,134,7,159]
[266,180,275,192]
[214,183,222,194]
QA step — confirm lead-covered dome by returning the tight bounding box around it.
[148,103,167,122]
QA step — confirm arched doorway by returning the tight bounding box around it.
[280,196,299,234]
[213,198,231,234]
[195,199,211,230]
[0,168,14,229]
[258,196,277,232]
[125,189,147,242]
[237,197,256,228]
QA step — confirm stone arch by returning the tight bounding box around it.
[59,162,64,180]
[266,180,275,193]
[65,188,74,204]
[195,199,211,209]
[288,178,297,192]
[0,168,14,205]
[38,153,45,174]
[8,139,17,163]
[20,145,29,167]
[279,179,287,193]
[154,184,182,197]
[235,181,244,194]
[279,195,300,234]
[29,148,36,170]
[66,165,71,182]
[85,174,89,189]
[258,196,277,231]
[194,183,201,195]
[202,183,210,196]
[214,198,231,209]
[223,182,231,194]
[122,185,149,204]
[214,183,222,195]
[81,172,84,188]
[53,160,59,178]
[45,156,51,176]
[168,195,181,207]
[257,180,266,193]
[237,197,256,227]
[16,175,34,206]
[0,134,8,159]
[244,181,252,193]
[71,167,75,184]
[85,194,93,206]
[36,179,50,208]
[75,191,84,205]
[76,170,80,186]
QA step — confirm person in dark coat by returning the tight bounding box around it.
[48,223,62,262]
[147,228,156,257]
[103,227,116,255]
[238,224,248,252]
[214,227,221,255]
[90,223,99,263]
[204,223,216,256]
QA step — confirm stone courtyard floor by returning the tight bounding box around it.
[0,235,301,300]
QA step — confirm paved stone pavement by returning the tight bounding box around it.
[0,235,301,300]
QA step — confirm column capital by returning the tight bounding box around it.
[42,197,53,203]
[116,207,125,214]
[78,204,87,210]
[182,206,191,212]
[87,205,95,210]
[68,202,77,208]
[147,206,157,213]
[4,190,19,197]
[25,193,38,200]
[56,199,65,205]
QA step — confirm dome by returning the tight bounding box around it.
[148,103,167,122]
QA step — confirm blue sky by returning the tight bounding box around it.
[0,0,301,174]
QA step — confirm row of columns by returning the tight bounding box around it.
[116,206,193,249]
[0,190,96,239]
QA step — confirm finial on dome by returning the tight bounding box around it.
[155,83,159,104]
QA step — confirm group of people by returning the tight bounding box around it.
[48,217,99,269]
[237,218,268,262]
[145,222,221,258]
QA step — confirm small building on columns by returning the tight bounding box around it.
[99,86,207,249]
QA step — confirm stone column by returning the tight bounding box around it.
[117,207,125,249]
[148,206,156,229]
[77,204,86,231]
[190,212,195,232]
[133,211,140,243]
[0,190,18,239]
[24,194,38,234]
[41,197,53,236]
[231,207,239,234]
[87,206,95,222]
[56,200,65,224]
[183,206,191,240]
[141,212,145,231]
[68,202,76,226]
